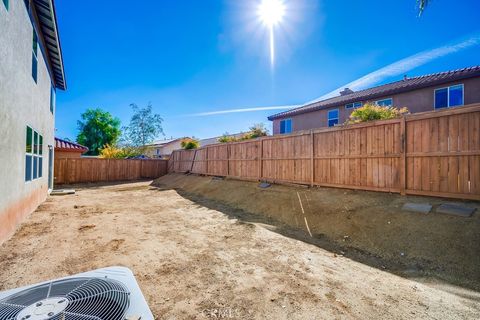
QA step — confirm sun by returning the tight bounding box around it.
[257,0,286,67]
[257,0,286,27]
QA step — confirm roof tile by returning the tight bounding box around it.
[54,137,88,152]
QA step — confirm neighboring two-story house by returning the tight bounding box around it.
[268,66,480,134]
[0,0,66,242]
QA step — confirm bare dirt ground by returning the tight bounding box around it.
[1,177,479,319]
[153,174,480,292]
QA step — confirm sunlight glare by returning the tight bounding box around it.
[257,0,286,67]
[257,0,286,26]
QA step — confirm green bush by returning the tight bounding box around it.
[242,123,268,140]
[218,133,238,143]
[217,124,268,143]
[99,144,146,159]
[181,138,199,149]
[347,104,409,124]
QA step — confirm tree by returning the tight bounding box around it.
[417,0,429,16]
[77,108,121,155]
[123,103,164,147]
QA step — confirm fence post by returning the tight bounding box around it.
[64,159,69,184]
[190,149,197,173]
[206,147,209,175]
[258,139,263,180]
[227,144,230,177]
[310,129,314,187]
[400,116,407,195]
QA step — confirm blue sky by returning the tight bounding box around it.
[55,0,480,141]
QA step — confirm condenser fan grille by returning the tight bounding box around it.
[0,278,130,320]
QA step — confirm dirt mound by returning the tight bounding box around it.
[153,173,480,290]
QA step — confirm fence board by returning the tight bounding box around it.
[54,158,168,185]
[404,105,480,199]
[168,104,480,200]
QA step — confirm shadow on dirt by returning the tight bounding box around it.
[150,174,480,295]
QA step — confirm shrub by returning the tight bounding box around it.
[99,144,145,159]
[218,134,238,143]
[217,124,268,143]
[241,123,268,140]
[181,138,199,149]
[347,104,409,124]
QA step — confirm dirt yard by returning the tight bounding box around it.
[1,177,479,319]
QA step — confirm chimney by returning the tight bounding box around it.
[403,74,408,81]
[340,88,354,96]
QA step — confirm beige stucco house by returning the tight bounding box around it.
[269,66,480,134]
[0,0,66,243]
[145,138,185,159]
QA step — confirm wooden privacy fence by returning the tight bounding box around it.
[54,158,168,184]
[169,104,480,200]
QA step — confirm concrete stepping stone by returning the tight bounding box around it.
[402,203,432,213]
[50,189,75,196]
[259,182,271,189]
[436,203,476,217]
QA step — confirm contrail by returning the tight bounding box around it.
[187,105,299,117]
[307,32,480,103]
[183,32,479,118]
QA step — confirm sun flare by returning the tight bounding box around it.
[257,0,286,67]
[257,0,286,26]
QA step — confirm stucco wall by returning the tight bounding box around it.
[0,1,56,243]
[272,77,480,134]
[146,140,184,158]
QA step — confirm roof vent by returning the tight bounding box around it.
[403,75,408,81]
[340,88,354,96]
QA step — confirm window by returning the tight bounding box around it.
[33,131,38,179]
[375,98,393,107]
[25,126,43,182]
[280,119,292,134]
[328,109,339,127]
[2,0,8,10]
[25,127,33,181]
[32,31,38,83]
[435,84,464,109]
[50,86,56,114]
[38,135,43,178]
[345,102,362,109]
